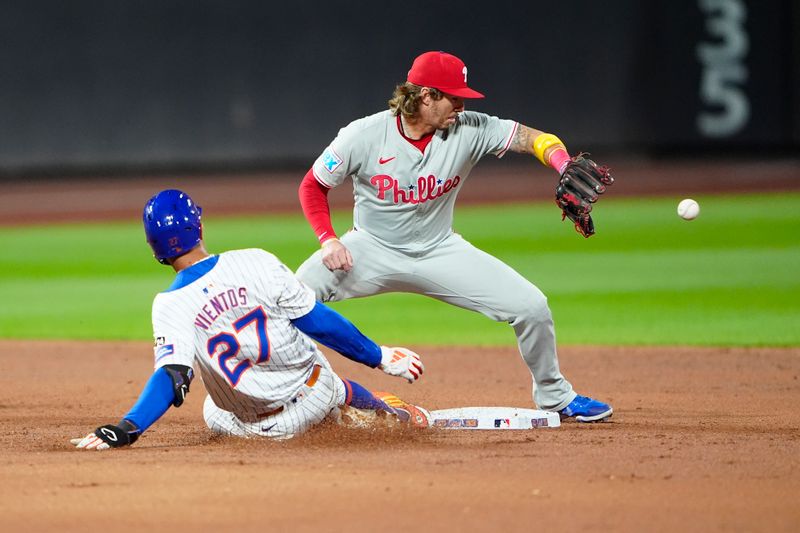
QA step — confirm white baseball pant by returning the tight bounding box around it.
[203,361,347,439]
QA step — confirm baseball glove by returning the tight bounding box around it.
[555,154,614,237]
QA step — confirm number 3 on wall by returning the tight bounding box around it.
[207,307,270,387]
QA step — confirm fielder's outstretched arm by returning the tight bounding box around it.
[71,364,193,450]
[508,124,572,175]
[509,123,615,237]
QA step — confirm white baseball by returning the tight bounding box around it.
[677,199,700,220]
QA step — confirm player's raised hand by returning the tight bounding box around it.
[321,238,354,272]
[379,346,424,383]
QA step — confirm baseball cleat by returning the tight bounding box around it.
[559,395,613,422]
[373,392,431,428]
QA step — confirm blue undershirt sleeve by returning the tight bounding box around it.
[122,366,176,433]
[291,301,382,367]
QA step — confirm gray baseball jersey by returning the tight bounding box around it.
[312,110,517,253]
[152,249,345,432]
[298,109,577,411]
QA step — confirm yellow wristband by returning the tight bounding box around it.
[532,133,564,167]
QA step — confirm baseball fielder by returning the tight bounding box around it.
[72,189,428,450]
[296,51,614,422]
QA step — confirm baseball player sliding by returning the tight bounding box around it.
[297,51,614,422]
[72,189,429,450]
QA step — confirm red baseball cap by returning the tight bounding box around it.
[406,51,485,99]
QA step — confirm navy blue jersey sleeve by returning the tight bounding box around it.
[291,301,382,367]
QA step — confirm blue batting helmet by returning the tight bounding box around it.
[143,189,203,264]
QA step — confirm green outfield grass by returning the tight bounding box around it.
[1,192,798,346]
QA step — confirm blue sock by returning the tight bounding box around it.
[342,379,392,411]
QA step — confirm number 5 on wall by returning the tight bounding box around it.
[696,0,750,137]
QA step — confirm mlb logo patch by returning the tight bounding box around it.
[494,418,512,428]
[155,344,174,361]
[321,148,342,174]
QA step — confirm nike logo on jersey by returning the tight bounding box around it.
[378,156,396,164]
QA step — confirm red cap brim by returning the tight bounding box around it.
[439,87,485,99]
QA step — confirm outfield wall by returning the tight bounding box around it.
[1,0,798,174]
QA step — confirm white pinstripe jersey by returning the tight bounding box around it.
[151,249,320,421]
[312,110,517,254]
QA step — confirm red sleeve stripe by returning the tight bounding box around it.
[496,121,519,158]
[312,167,335,188]
[342,379,353,406]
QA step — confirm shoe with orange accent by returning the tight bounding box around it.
[373,391,431,428]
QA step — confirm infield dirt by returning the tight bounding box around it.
[1,341,798,532]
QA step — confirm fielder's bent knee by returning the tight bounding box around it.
[503,285,552,326]
[527,296,553,324]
